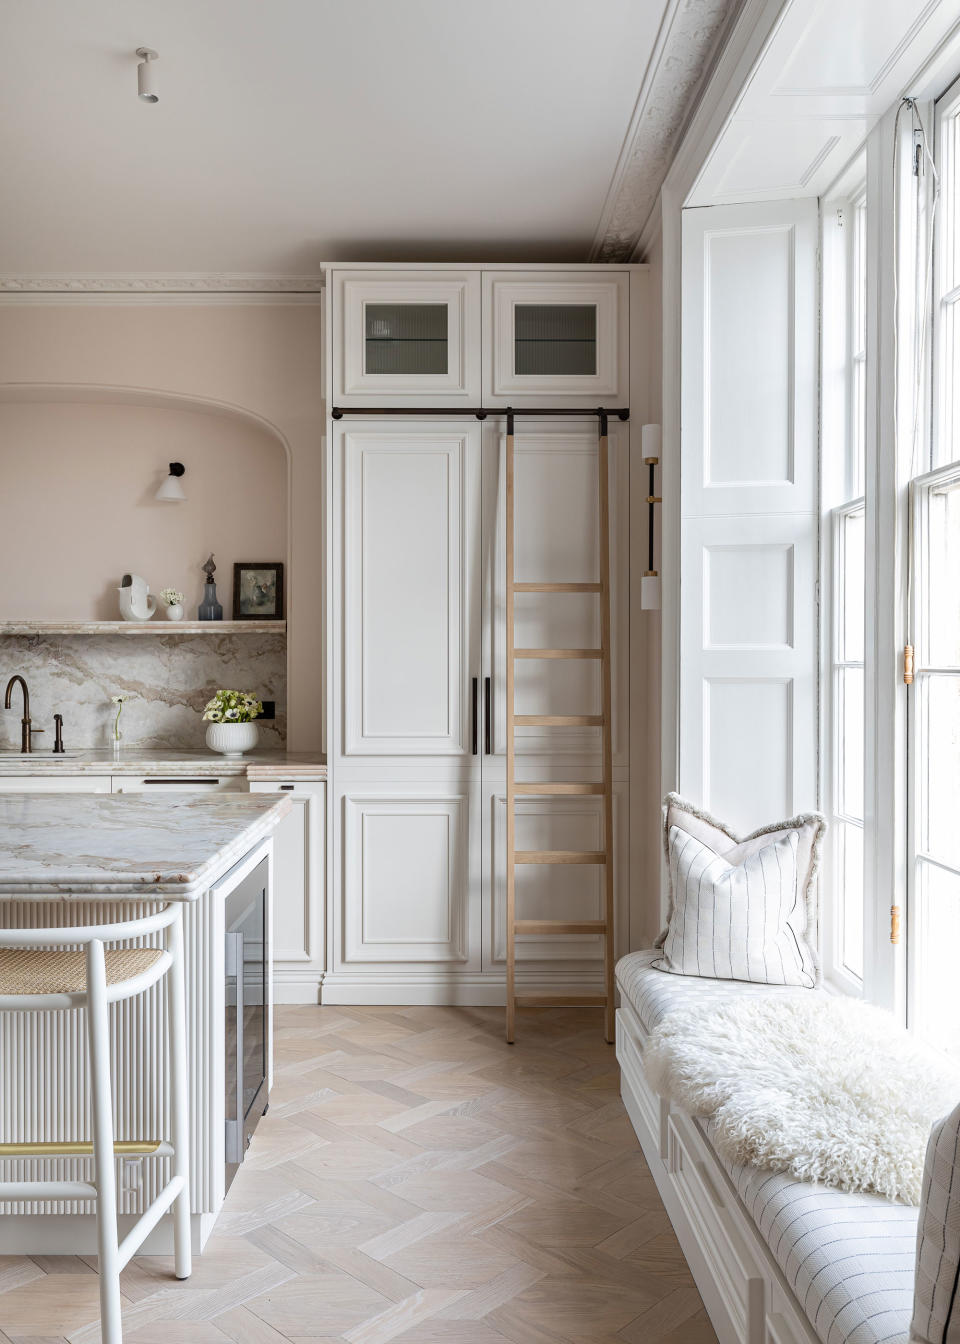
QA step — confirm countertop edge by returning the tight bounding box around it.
[0,795,293,898]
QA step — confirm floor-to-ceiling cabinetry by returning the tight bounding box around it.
[324,264,644,1004]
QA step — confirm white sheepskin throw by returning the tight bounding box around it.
[643,994,960,1205]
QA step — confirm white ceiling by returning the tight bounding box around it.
[0,0,720,276]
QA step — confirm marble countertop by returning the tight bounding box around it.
[0,749,327,780]
[0,792,292,897]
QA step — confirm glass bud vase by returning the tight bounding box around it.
[198,580,223,621]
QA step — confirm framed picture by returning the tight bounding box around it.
[233,562,285,620]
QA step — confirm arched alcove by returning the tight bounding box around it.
[0,383,291,750]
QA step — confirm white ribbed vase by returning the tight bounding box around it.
[205,721,259,757]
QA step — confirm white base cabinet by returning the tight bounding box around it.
[249,779,326,1002]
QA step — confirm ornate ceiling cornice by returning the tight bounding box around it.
[591,0,740,262]
[0,274,324,293]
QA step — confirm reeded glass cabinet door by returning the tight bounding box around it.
[483,271,629,406]
[334,270,481,404]
[364,303,448,375]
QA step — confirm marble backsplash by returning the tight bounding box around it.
[0,633,286,751]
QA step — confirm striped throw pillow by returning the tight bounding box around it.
[654,821,817,987]
[911,1102,960,1343]
[654,794,825,987]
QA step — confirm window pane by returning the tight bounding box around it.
[839,667,864,820]
[837,822,864,980]
[924,676,960,867]
[912,860,960,1054]
[927,478,960,665]
[841,508,864,662]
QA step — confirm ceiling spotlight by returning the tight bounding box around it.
[156,462,186,502]
[136,47,159,102]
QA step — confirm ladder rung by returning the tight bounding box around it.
[515,993,608,1007]
[513,582,602,593]
[515,920,606,935]
[515,648,602,659]
[515,850,606,865]
[515,782,605,795]
[515,715,603,727]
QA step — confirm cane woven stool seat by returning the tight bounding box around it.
[0,946,163,996]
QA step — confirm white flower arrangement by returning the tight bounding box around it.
[158,588,184,607]
[202,689,263,724]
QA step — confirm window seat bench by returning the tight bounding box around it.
[615,951,918,1344]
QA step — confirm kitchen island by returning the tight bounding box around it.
[0,791,291,1254]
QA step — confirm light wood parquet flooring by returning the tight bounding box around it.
[0,1005,716,1344]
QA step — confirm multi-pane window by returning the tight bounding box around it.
[825,189,867,987]
[908,84,960,1048]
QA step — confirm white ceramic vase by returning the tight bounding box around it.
[164,603,184,621]
[205,721,259,757]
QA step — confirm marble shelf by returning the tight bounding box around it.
[0,620,286,635]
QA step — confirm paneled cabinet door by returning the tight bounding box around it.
[249,780,325,1002]
[482,271,629,406]
[338,422,482,758]
[340,783,480,968]
[332,269,481,405]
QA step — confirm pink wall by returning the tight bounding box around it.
[0,402,286,620]
[0,300,325,749]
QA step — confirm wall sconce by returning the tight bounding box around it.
[641,424,661,611]
[156,462,186,502]
[136,47,159,103]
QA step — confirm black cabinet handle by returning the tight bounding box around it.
[471,677,478,755]
[143,778,220,785]
[279,784,295,791]
[484,677,492,754]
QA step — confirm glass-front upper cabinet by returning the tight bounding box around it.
[483,271,630,406]
[332,270,481,405]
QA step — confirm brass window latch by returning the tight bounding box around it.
[904,644,915,685]
[891,905,902,945]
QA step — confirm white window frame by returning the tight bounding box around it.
[821,177,868,995]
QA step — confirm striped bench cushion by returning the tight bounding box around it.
[616,948,809,1034]
[717,1139,916,1344]
[616,951,916,1344]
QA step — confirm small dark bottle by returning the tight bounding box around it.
[198,552,224,621]
[198,580,223,621]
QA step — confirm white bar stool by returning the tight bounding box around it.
[0,902,192,1344]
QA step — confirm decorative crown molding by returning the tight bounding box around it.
[0,274,325,293]
[590,0,741,263]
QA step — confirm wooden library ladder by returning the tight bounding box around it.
[504,409,616,1045]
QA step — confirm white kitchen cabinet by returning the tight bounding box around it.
[325,264,639,1003]
[332,269,481,406]
[0,774,111,792]
[328,418,628,1000]
[340,422,482,757]
[482,270,630,406]
[249,779,326,1003]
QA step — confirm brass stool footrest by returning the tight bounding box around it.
[0,1140,166,1158]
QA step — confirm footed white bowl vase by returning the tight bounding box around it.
[205,722,259,757]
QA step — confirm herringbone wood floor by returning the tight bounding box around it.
[0,1005,715,1344]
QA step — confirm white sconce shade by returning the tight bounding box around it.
[641,423,662,459]
[641,574,661,610]
[156,462,186,502]
[136,47,159,102]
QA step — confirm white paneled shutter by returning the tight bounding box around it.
[679,199,819,832]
